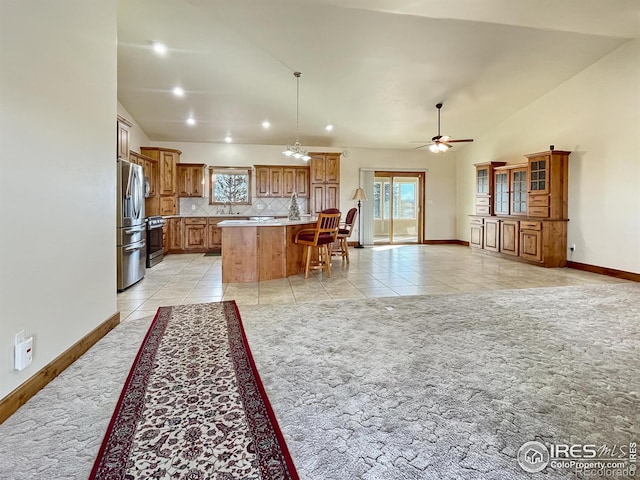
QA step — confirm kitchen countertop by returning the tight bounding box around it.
[218,217,315,227]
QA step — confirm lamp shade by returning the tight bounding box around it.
[352,188,367,201]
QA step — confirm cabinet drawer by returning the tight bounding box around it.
[520,221,542,231]
[476,205,490,215]
[184,217,207,225]
[470,217,484,226]
[528,195,549,207]
[476,197,490,206]
[528,206,549,218]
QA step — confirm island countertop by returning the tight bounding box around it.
[218,216,315,227]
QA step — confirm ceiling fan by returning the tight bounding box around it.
[413,103,473,153]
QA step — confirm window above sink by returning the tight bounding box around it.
[209,166,252,206]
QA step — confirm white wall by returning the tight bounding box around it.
[0,1,117,400]
[153,141,458,241]
[456,39,640,273]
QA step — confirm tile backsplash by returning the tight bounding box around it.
[179,196,308,217]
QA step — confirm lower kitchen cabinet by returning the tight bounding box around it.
[168,218,183,251]
[483,218,500,252]
[469,217,484,249]
[184,218,207,250]
[207,219,222,251]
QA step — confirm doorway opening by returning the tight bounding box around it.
[373,171,425,244]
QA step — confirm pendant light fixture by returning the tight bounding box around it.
[282,71,311,161]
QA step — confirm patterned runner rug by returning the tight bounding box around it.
[89,302,299,480]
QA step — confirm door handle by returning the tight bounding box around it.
[124,242,146,253]
[125,226,145,234]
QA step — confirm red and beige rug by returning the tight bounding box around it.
[89,302,298,480]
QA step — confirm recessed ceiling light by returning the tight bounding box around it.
[262,121,271,129]
[152,42,167,55]
[172,86,184,97]
[224,136,232,143]
[186,117,196,126]
[325,124,334,132]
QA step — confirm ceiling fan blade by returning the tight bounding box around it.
[447,139,474,143]
[413,143,432,150]
[410,140,434,143]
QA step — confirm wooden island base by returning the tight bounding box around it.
[221,220,317,283]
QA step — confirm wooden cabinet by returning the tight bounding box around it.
[168,218,183,251]
[311,183,340,214]
[500,219,520,256]
[207,218,222,251]
[183,217,207,250]
[176,163,205,197]
[141,147,182,216]
[117,115,133,161]
[469,217,484,249]
[255,165,308,198]
[162,223,169,254]
[526,150,569,220]
[474,162,506,215]
[309,153,341,214]
[470,150,570,267]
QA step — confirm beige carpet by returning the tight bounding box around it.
[0,283,638,479]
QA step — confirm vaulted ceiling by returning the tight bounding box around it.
[117,0,639,150]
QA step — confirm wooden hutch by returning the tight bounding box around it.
[469,149,570,267]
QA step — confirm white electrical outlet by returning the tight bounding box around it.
[570,244,576,252]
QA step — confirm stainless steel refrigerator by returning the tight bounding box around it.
[117,159,146,291]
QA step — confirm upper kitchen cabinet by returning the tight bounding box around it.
[309,153,341,214]
[255,165,309,198]
[116,115,133,161]
[310,153,340,183]
[140,147,181,196]
[176,163,206,197]
[473,161,506,215]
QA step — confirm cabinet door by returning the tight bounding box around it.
[207,220,222,250]
[324,184,340,211]
[469,219,484,249]
[500,220,519,256]
[476,166,489,195]
[255,166,270,197]
[269,168,283,197]
[190,166,204,196]
[494,171,509,215]
[510,168,527,215]
[283,168,296,196]
[484,219,500,252]
[295,167,309,198]
[310,184,326,214]
[325,155,340,183]
[159,196,176,216]
[117,119,131,160]
[310,156,326,183]
[162,224,168,254]
[528,155,549,194]
[168,218,183,250]
[520,229,543,262]
[184,224,207,249]
[144,159,157,197]
[159,151,177,195]
[176,165,190,197]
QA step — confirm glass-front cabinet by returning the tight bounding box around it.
[471,150,570,267]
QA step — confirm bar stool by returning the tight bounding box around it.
[333,207,358,263]
[294,211,341,278]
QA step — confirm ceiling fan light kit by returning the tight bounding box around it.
[414,102,474,154]
[282,71,311,162]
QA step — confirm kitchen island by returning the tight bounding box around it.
[219,218,317,283]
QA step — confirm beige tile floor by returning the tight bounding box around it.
[117,245,629,321]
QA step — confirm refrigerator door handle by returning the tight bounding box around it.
[124,241,146,253]
[124,226,146,234]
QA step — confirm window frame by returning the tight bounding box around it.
[208,166,252,205]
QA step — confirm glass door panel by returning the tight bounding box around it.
[373,172,423,244]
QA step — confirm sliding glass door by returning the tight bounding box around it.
[373,172,424,244]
